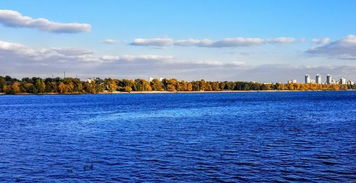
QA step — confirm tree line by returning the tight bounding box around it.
[0,76,355,94]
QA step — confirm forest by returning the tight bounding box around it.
[0,76,355,94]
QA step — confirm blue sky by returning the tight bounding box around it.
[0,0,355,82]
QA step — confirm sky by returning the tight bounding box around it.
[0,0,355,82]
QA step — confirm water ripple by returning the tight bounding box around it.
[0,92,355,182]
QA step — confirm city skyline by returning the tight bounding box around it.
[303,74,352,85]
[0,1,355,82]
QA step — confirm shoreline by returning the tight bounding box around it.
[0,89,355,95]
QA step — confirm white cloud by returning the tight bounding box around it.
[0,40,35,56]
[0,40,98,62]
[174,39,213,47]
[266,37,296,44]
[0,10,91,33]
[131,37,297,47]
[190,60,245,67]
[103,39,116,44]
[130,38,173,47]
[101,55,173,62]
[312,37,330,44]
[210,37,265,47]
[307,35,356,60]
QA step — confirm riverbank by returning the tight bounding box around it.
[106,89,356,94]
[1,89,355,95]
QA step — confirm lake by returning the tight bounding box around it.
[0,91,355,182]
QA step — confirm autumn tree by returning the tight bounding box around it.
[187,82,193,91]
[211,82,220,91]
[123,86,132,93]
[162,78,178,91]
[177,81,188,91]
[0,77,5,93]
[134,79,152,91]
[150,79,164,91]
[0,75,352,94]
[58,82,67,94]
[5,82,21,94]
[105,78,118,92]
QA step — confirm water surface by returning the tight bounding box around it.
[0,91,355,182]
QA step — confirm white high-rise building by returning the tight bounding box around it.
[305,74,310,84]
[326,74,332,84]
[340,78,346,84]
[316,74,322,84]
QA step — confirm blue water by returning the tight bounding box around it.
[0,91,355,182]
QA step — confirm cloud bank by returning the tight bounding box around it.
[307,35,356,60]
[0,40,243,77]
[130,37,296,47]
[0,40,172,64]
[1,40,354,82]
[0,10,91,33]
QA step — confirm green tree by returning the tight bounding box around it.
[35,78,46,93]
[191,81,200,91]
[45,81,58,93]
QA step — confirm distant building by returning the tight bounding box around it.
[347,80,354,85]
[87,78,94,83]
[149,77,165,82]
[339,78,346,84]
[305,74,310,84]
[316,74,322,84]
[288,80,297,84]
[326,74,332,84]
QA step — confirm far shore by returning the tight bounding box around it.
[0,89,355,95]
